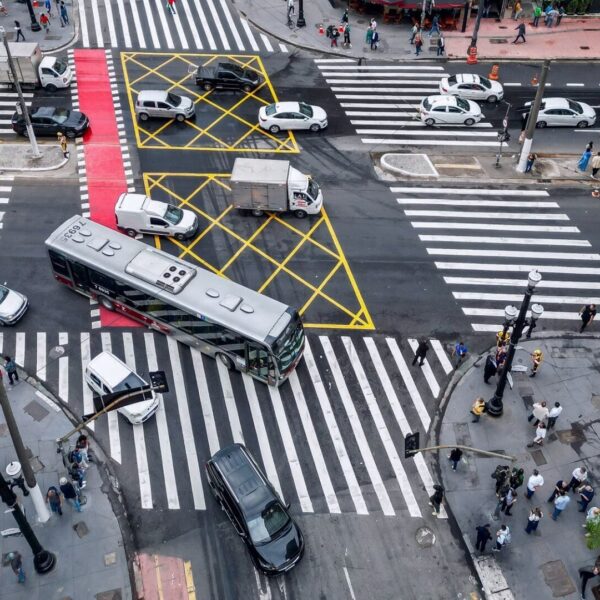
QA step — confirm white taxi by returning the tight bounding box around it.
[258,102,328,134]
[439,74,504,103]
[419,95,483,127]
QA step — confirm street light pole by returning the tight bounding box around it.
[487,270,542,417]
[296,0,306,27]
[24,0,41,32]
[469,1,484,48]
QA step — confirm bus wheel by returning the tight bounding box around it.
[99,296,115,311]
[217,353,234,371]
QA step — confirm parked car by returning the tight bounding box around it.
[524,97,596,128]
[195,62,260,93]
[0,283,28,326]
[258,101,328,134]
[12,106,89,138]
[419,95,482,126]
[439,74,504,103]
[135,90,195,122]
[206,443,304,575]
[84,351,159,425]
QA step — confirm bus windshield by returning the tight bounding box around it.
[272,312,304,373]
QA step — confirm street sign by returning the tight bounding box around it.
[502,118,508,129]
[404,432,420,459]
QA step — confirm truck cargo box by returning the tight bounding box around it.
[230,158,290,213]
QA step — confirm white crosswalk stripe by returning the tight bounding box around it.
[0,89,33,136]
[394,183,599,331]
[79,0,279,52]
[4,331,456,518]
[316,61,500,148]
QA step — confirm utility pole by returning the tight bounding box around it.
[23,0,41,31]
[0,27,41,158]
[0,377,50,523]
[296,0,306,27]
[469,1,484,49]
[517,59,550,172]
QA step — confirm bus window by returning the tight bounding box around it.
[247,343,272,380]
[49,251,70,278]
[71,262,90,290]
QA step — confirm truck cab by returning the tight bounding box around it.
[287,167,323,217]
[39,56,73,91]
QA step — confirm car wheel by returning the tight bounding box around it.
[203,82,213,91]
[310,123,320,133]
[126,229,137,237]
[175,114,185,122]
[139,112,149,121]
[487,95,498,103]
[0,319,5,327]
[536,121,547,129]
[269,124,280,134]
[464,118,475,127]
[251,209,264,217]
[22,128,29,138]
[217,353,234,371]
[99,296,115,311]
[294,209,307,218]
[175,232,185,241]
[45,83,57,92]
[424,118,435,127]
[577,120,589,128]
[242,84,252,93]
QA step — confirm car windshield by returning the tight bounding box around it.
[113,372,145,393]
[54,59,68,75]
[247,500,291,545]
[164,205,184,225]
[52,108,70,124]
[298,102,313,117]
[567,99,583,113]
[456,97,470,111]
[272,312,304,373]
[479,77,492,89]
[166,92,182,107]
[447,75,457,85]
[422,97,432,110]
[265,103,277,116]
[0,286,8,303]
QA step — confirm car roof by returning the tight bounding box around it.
[427,95,460,106]
[32,106,59,117]
[454,74,479,84]
[541,98,570,109]
[271,102,301,113]
[137,90,170,102]
[86,351,135,389]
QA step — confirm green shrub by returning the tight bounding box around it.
[585,517,600,549]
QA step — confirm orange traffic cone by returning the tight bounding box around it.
[319,24,324,35]
[466,46,477,65]
[531,74,539,85]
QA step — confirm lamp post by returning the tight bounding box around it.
[296,0,306,27]
[524,303,544,339]
[487,270,542,417]
[22,0,41,32]
[500,304,518,339]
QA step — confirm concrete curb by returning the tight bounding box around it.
[1,156,69,173]
[381,153,439,177]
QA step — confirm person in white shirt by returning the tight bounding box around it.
[527,423,547,447]
[525,469,544,499]
[568,466,588,492]
[287,0,294,17]
[547,402,563,430]
[528,401,548,426]
[493,525,510,551]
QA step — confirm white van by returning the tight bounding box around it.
[84,351,159,425]
[115,193,198,240]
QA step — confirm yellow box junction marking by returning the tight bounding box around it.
[142,173,373,330]
[120,51,299,153]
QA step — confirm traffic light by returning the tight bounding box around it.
[404,432,420,459]
[149,371,169,394]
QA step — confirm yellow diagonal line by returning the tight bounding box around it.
[299,260,343,316]
[271,215,340,260]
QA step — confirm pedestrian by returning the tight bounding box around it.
[58,132,69,158]
[492,464,511,496]
[59,476,82,511]
[556,5,565,25]
[592,153,600,179]
[568,466,588,492]
[513,0,523,19]
[412,339,429,366]
[409,23,418,44]
[370,30,379,51]
[429,484,444,516]
[4,356,18,385]
[365,25,373,46]
[547,479,569,503]
[525,469,544,499]
[341,8,348,23]
[546,7,558,26]
[579,304,597,333]
[493,524,510,551]
[59,0,68,26]
[76,433,90,467]
[414,34,423,56]
[475,523,492,553]
[547,402,562,430]
[14,20,25,42]
[437,34,445,56]
[579,146,593,172]
[552,490,570,520]
[343,23,351,48]
[471,396,486,423]
[527,422,547,447]
[579,557,600,600]
[40,12,50,32]
[331,26,340,47]
[525,152,537,173]
[513,22,526,43]
[483,354,497,384]
[69,461,86,488]
[501,487,518,516]
[527,400,548,426]
[579,485,595,513]
[167,0,176,15]
[370,17,377,30]
[525,507,543,534]
[496,329,510,348]
[452,341,468,367]
[8,551,25,583]
[448,447,463,471]
[46,486,63,516]
[496,345,507,372]
[510,467,525,490]
[428,14,440,36]
[287,0,294,16]
[45,0,52,16]
[529,348,543,377]
[532,4,542,26]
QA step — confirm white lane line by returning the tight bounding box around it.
[167,338,205,510]
[242,374,283,501]
[428,248,600,260]
[343,567,357,600]
[353,120,493,128]
[472,324,506,332]
[171,8,190,49]
[219,0,244,50]
[313,58,355,63]
[436,262,600,274]
[129,0,147,47]
[348,111,420,116]
[279,43,288,52]
[268,385,313,513]
[337,94,443,100]
[58,332,69,403]
[566,83,585,87]
[303,341,368,515]
[407,338,440,398]
[333,87,439,93]
[78,0,89,47]
[365,338,446,519]
[141,0,161,48]
[344,337,421,518]
[190,349,219,455]
[454,292,599,304]
[102,0,118,47]
[192,0,216,49]
[260,33,274,52]
[327,79,441,85]
[181,0,202,48]
[464,308,578,320]
[240,18,260,51]
[430,339,453,375]
[90,0,104,46]
[392,187,549,196]
[363,139,500,147]
[153,0,175,48]
[398,198,559,208]
[217,361,244,444]
[358,129,498,137]
[123,333,152,510]
[80,333,93,431]
[115,0,132,47]
[412,221,579,232]
[419,235,590,246]
[316,64,445,70]
[101,333,121,465]
[36,332,46,381]
[289,371,340,514]
[386,338,431,431]
[320,336,394,516]
[342,102,426,108]
[322,73,445,79]
[144,333,179,509]
[406,210,568,220]
[445,276,600,289]
[504,82,522,86]
[205,0,230,50]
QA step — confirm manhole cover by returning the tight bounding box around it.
[49,345,65,360]
[581,46,590,49]
[73,521,89,538]
[530,449,547,466]
[557,429,587,444]
[541,560,576,596]
[24,400,49,422]
[415,526,436,547]
[95,590,122,600]
[490,38,508,44]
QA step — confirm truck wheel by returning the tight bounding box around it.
[269,125,280,134]
[310,123,320,132]
[294,210,307,218]
[175,114,185,122]
[217,353,234,371]
[45,83,57,92]
[203,82,213,91]
[139,112,149,121]
[126,229,137,237]
[99,296,115,311]
[242,84,253,93]
[251,209,264,217]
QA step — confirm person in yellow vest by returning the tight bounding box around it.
[496,330,510,348]
[471,397,486,423]
[530,349,543,377]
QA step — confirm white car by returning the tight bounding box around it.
[84,351,160,425]
[419,95,483,127]
[258,101,328,134]
[524,97,596,128]
[0,284,28,326]
[439,74,504,103]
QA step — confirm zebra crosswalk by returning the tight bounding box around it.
[315,58,499,148]
[78,0,286,53]
[0,85,33,136]
[3,330,453,518]
[394,183,599,332]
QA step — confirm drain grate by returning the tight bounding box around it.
[490,38,509,44]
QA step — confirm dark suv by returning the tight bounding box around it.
[206,443,304,575]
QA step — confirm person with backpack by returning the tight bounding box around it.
[4,356,18,385]
[414,33,423,56]
[59,477,82,511]
[76,434,90,467]
[429,484,445,516]
[493,524,511,551]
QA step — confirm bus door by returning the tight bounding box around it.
[247,342,274,383]
[70,262,90,294]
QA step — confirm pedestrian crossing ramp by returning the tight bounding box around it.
[0,85,33,136]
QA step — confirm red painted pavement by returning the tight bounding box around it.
[136,553,190,600]
[74,49,138,327]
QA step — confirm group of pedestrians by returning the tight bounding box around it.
[13,0,69,41]
[578,142,600,180]
[409,19,445,56]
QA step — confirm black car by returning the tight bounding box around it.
[12,106,90,138]
[206,443,304,575]
[195,62,261,93]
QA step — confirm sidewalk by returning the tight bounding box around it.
[438,336,600,599]
[0,372,131,599]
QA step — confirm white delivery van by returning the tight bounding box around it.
[115,193,198,240]
[230,158,323,218]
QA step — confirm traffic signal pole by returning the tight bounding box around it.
[406,442,516,462]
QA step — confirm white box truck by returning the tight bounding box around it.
[0,43,73,90]
[230,158,323,218]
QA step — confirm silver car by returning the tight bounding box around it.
[0,284,28,326]
[135,90,195,122]
[525,97,596,128]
